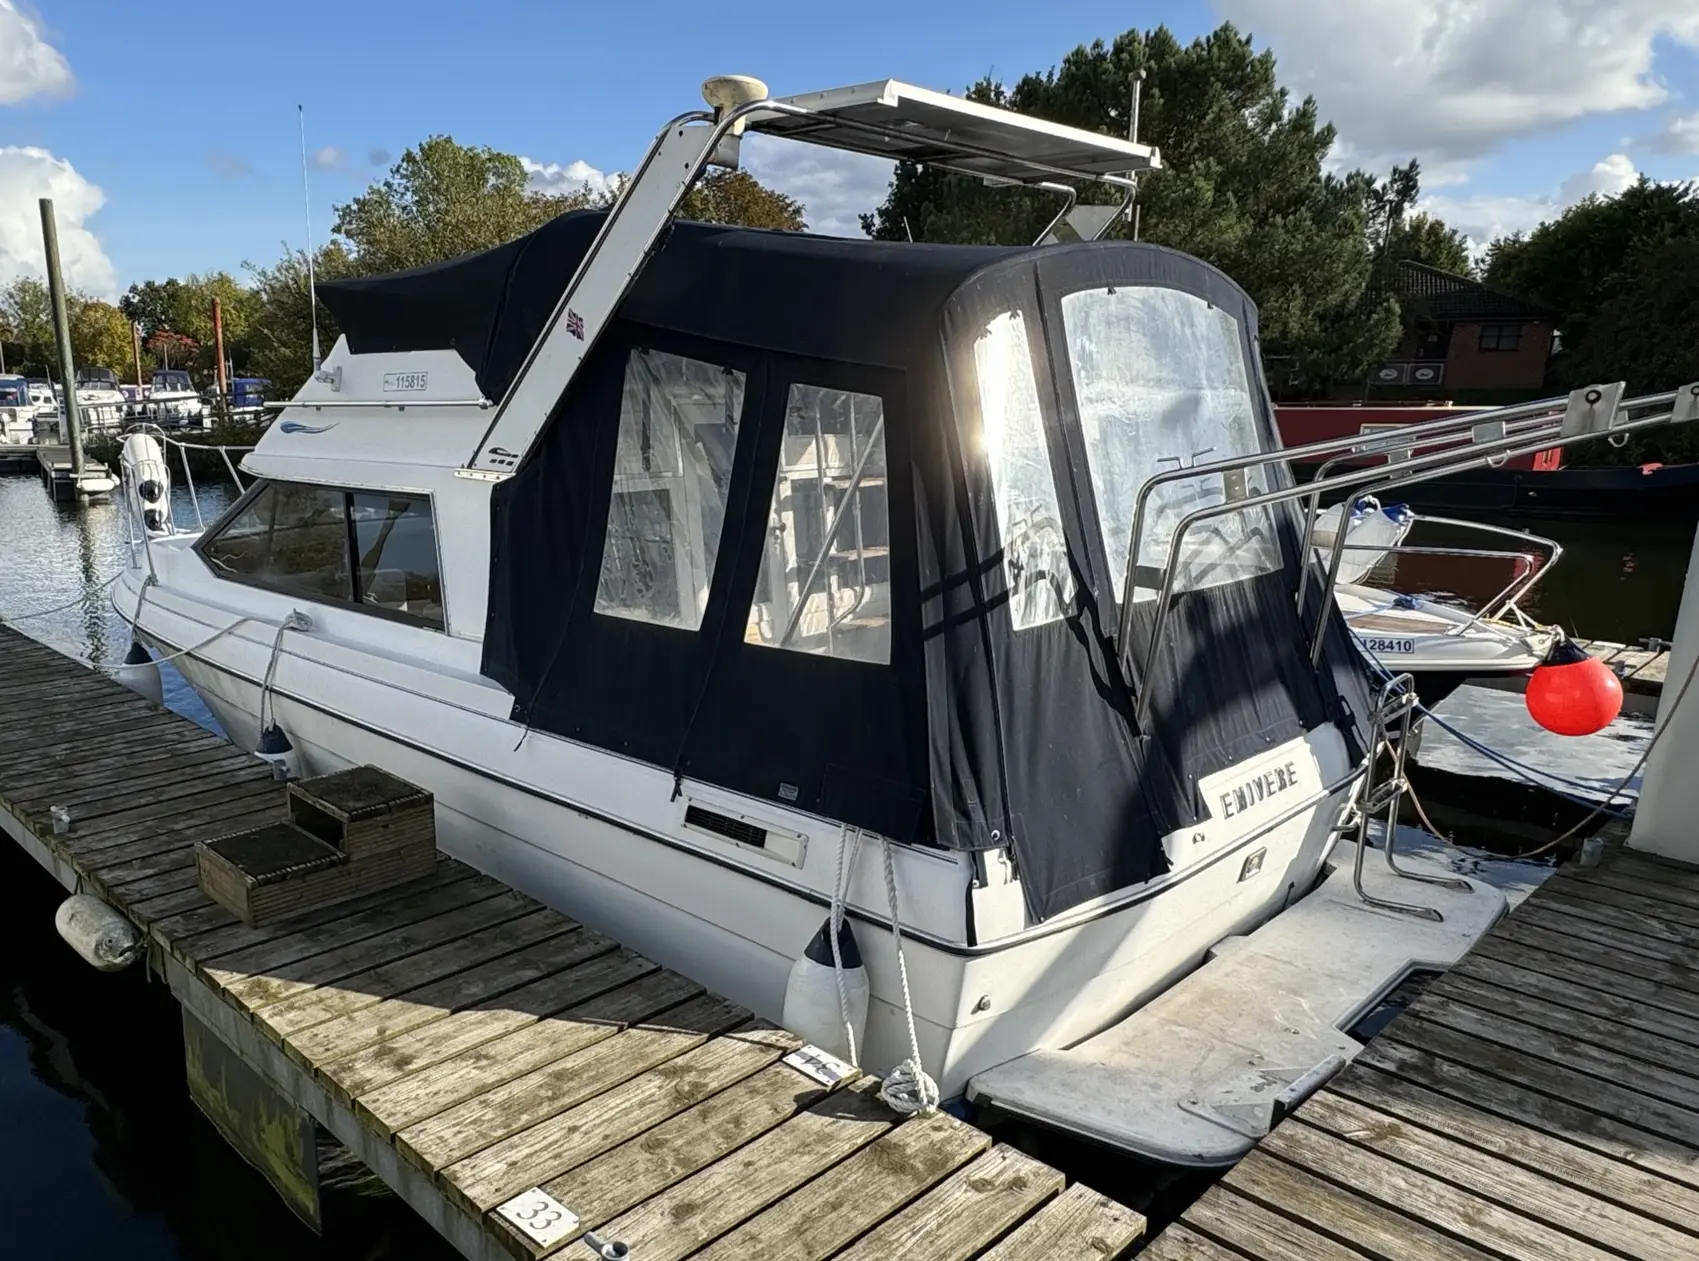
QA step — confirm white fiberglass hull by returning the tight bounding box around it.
[121,558,1356,1103]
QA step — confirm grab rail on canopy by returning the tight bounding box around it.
[1123,381,1699,729]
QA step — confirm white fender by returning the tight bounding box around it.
[119,431,173,535]
[109,637,164,706]
[54,895,143,971]
[783,917,869,1065]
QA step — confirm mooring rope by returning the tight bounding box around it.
[876,834,940,1115]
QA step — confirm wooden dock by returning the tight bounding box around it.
[1147,842,1699,1261]
[0,624,1143,1261]
[32,442,116,501]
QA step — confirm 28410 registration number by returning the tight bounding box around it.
[1359,636,1416,654]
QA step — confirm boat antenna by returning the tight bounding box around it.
[298,104,323,371]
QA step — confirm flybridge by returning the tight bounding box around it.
[461,75,1162,479]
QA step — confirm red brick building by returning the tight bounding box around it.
[1364,261,1557,400]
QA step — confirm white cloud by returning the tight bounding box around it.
[1558,153,1639,202]
[1419,154,1642,251]
[741,136,892,237]
[0,146,115,296]
[1219,0,1699,167]
[311,145,346,172]
[0,1,72,105]
[1652,110,1699,155]
[521,157,620,200]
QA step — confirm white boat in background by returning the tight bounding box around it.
[1313,498,1561,705]
[0,375,38,443]
[144,369,206,429]
[73,366,126,431]
[109,71,1698,1168]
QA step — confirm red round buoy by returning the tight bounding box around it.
[1525,641,1623,736]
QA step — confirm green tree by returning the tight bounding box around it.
[1563,236,1699,395]
[333,136,604,274]
[120,271,259,378]
[681,169,805,230]
[0,278,55,376]
[67,298,136,375]
[243,241,358,396]
[1386,212,1473,276]
[861,24,1401,391]
[1483,178,1699,384]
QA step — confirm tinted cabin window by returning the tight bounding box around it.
[594,349,746,630]
[351,493,444,626]
[1062,286,1278,604]
[745,383,891,664]
[197,481,444,629]
[974,310,1073,630]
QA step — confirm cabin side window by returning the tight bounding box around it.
[974,311,1074,629]
[744,383,891,664]
[196,481,444,630]
[594,349,746,630]
[1061,286,1279,604]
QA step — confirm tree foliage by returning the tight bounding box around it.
[680,169,805,230]
[121,271,259,378]
[861,24,1414,390]
[242,242,358,396]
[1483,179,1699,386]
[0,278,142,380]
[333,136,605,273]
[1385,212,1473,276]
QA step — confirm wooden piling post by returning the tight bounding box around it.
[38,198,85,484]
[213,296,229,423]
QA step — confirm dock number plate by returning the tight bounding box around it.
[784,1044,857,1087]
[382,371,429,392]
[1358,636,1416,654]
[495,1187,580,1248]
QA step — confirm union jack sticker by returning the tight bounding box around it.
[565,310,585,340]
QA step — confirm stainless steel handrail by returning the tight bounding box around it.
[1128,389,1685,725]
[1119,389,1583,651]
[1303,402,1679,669]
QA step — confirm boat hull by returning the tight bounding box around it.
[126,567,1357,1102]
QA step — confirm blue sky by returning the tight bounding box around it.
[2,0,1697,296]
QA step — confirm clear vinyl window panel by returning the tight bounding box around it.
[594,349,746,630]
[1062,286,1279,604]
[974,310,1073,629]
[745,383,891,664]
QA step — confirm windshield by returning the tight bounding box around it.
[78,368,117,388]
[1061,285,1279,605]
[153,371,190,391]
[0,387,20,405]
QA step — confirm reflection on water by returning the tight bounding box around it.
[0,473,457,1260]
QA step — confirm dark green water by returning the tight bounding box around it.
[0,469,1691,1257]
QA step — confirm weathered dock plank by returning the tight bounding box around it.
[0,622,1127,1261]
[1165,842,1699,1259]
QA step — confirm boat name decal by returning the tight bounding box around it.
[279,420,337,435]
[1358,636,1416,654]
[1218,760,1301,820]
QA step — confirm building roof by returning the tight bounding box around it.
[1372,259,1557,323]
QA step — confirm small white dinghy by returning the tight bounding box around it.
[1313,499,1560,704]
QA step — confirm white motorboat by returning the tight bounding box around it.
[145,369,206,429]
[72,366,126,431]
[1313,498,1561,706]
[0,374,38,443]
[111,73,1694,1164]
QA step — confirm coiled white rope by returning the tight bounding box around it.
[876,834,939,1115]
